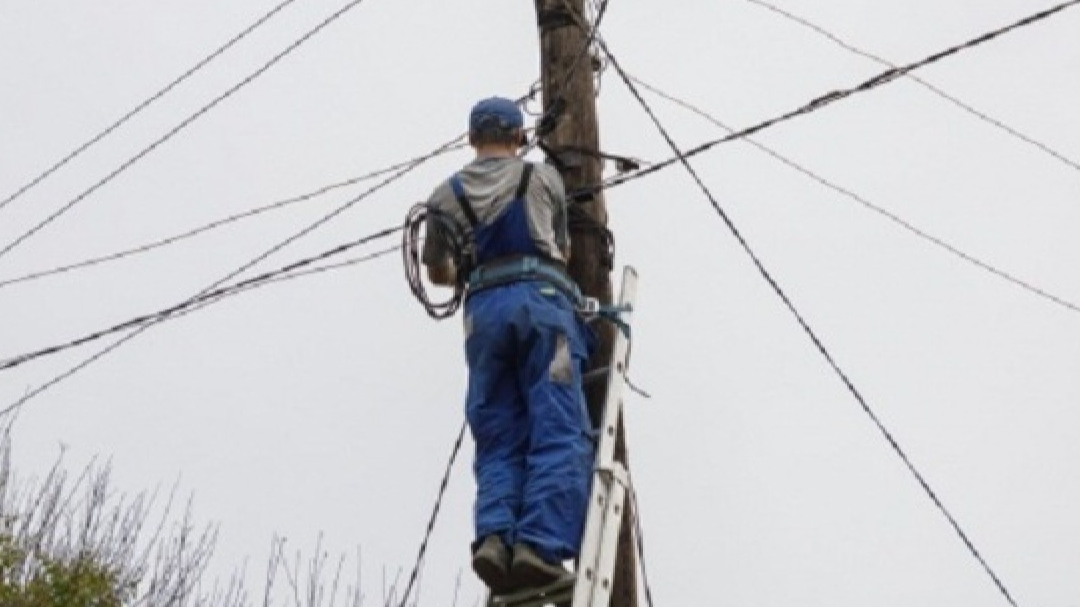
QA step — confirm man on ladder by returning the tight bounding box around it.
[422,96,596,596]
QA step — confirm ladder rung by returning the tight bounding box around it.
[488,576,575,607]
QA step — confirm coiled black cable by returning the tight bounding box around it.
[402,203,472,319]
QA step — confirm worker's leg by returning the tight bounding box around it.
[514,286,594,563]
[465,291,529,550]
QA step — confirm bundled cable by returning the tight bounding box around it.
[568,203,614,271]
[402,203,472,319]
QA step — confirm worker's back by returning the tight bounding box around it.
[422,156,568,268]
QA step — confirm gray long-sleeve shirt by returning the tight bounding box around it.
[422,156,568,267]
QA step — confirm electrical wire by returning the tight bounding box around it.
[737,0,1080,175]
[594,0,1080,197]
[548,0,608,95]
[0,141,467,291]
[0,239,403,425]
[627,74,1080,316]
[233,243,402,294]
[0,57,551,414]
[170,243,403,320]
[402,204,471,320]
[599,35,1022,607]
[0,130,459,418]
[394,421,468,607]
[0,0,301,215]
[0,0,373,262]
[528,0,610,151]
[0,225,401,373]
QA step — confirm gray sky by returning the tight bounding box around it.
[2,1,1079,605]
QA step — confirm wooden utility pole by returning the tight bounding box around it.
[533,2,639,606]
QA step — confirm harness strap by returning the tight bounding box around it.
[448,175,480,229]
[467,255,583,306]
[449,162,533,231]
[514,162,534,200]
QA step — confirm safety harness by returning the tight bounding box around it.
[449,163,581,304]
[446,162,630,335]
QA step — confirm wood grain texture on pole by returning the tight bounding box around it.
[532,2,639,606]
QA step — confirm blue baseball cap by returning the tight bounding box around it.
[469,96,524,133]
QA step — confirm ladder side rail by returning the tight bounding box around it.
[595,266,637,468]
[572,266,638,607]
[584,464,629,607]
[572,474,610,605]
[594,267,637,468]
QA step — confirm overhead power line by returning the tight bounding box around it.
[0,0,301,215]
[395,421,468,607]
[600,33,1022,607]
[170,243,402,325]
[737,0,1080,175]
[0,239,403,423]
[0,142,466,291]
[628,74,1080,316]
[596,0,1080,195]
[0,131,459,418]
[225,243,402,298]
[0,225,401,373]
[0,61,553,415]
[0,0,372,262]
[197,244,401,309]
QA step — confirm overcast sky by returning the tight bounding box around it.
[2,1,1079,605]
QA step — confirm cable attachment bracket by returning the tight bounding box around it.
[542,145,586,171]
[536,96,567,138]
[537,5,575,33]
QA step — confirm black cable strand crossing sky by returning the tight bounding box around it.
[158,243,402,327]
[394,421,468,607]
[0,58,549,414]
[0,225,400,373]
[0,130,461,418]
[0,0,301,215]
[596,0,1080,195]
[0,141,466,291]
[0,0,372,262]
[628,74,1080,317]
[599,36,1021,607]
[738,0,1080,176]
[203,243,402,305]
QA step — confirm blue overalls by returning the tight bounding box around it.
[450,162,595,563]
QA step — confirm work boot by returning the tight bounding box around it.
[472,535,511,594]
[510,543,570,589]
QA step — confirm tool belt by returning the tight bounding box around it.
[466,255,583,305]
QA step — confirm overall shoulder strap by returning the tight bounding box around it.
[514,162,534,200]
[448,174,480,228]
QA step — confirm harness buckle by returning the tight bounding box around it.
[579,297,601,315]
[520,256,541,273]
